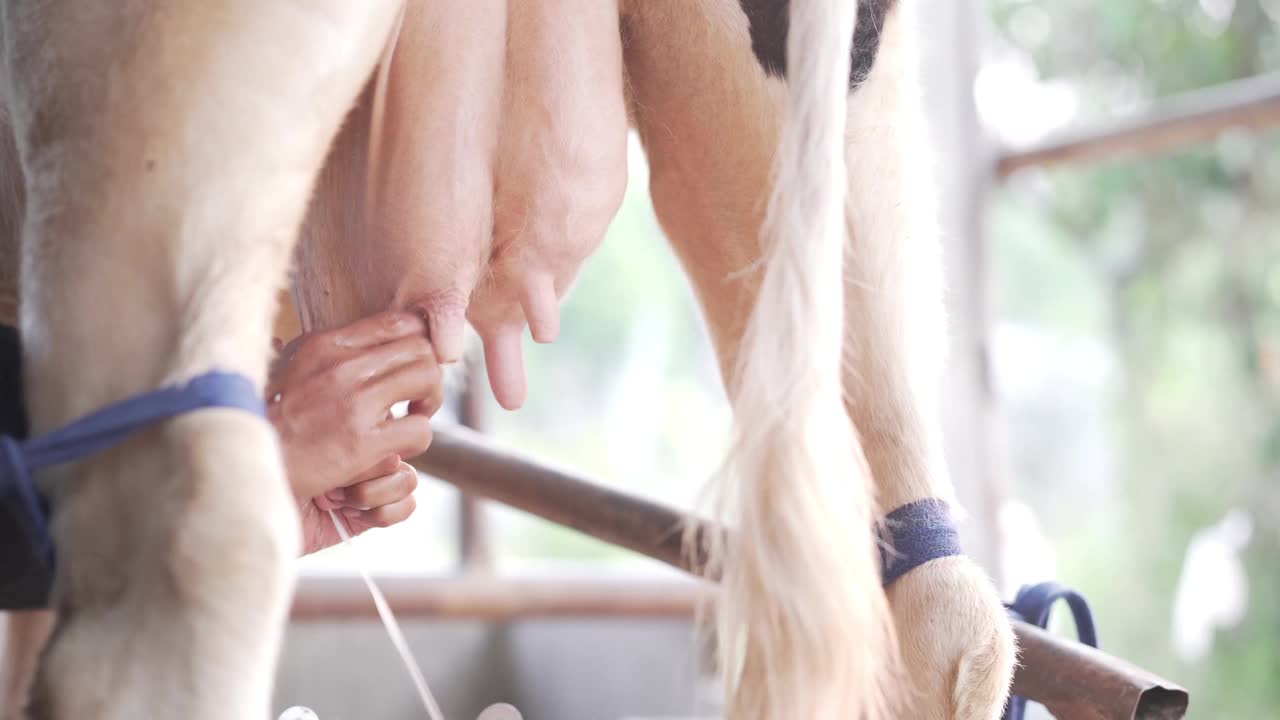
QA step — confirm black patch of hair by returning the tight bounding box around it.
[739,0,896,92]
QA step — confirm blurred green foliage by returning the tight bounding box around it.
[990,0,1280,715]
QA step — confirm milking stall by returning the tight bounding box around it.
[0,0,1277,718]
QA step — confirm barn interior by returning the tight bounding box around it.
[263,2,1280,718]
[0,0,1267,718]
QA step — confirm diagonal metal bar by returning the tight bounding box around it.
[410,423,1189,720]
[997,71,1280,177]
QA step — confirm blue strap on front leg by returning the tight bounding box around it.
[0,367,266,609]
[16,372,265,469]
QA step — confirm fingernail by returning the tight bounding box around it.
[326,488,346,504]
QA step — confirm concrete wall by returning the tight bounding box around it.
[274,618,720,720]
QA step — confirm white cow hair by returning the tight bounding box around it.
[699,1,898,719]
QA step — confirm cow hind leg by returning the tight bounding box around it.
[625,2,895,719]
[838,6,1015,719]
[0,2,400,718]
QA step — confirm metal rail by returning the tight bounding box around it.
[996,71,1280,177]
[292,577,707,621]
[454,360,493,572]
[404,424,1189,720]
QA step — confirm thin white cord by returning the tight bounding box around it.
[328,509,448,720]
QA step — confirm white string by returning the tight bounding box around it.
[328,509,448,720]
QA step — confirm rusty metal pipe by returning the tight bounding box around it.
[412,424,1190,720]
[292,577,708,621]
[996,70,1280,177]
[416,423,707,575]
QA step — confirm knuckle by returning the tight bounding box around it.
[377,312,423,341]
[317,326,346,348]
[408,335,434,358]
[425,363,444,388]
[340,399,366,437]
[375,454,401,476]
[294,334,329,365]
[334,357,362,386]
[385,311,417,333]
[337,434,362,463]
[320,362,346,389]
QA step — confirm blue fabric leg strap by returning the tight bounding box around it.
[878,497,963,586]
[876,499,1099,720]
[0,371,266,609]
[1002,581,1099,720]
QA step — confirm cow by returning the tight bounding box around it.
[0,1,1014,719]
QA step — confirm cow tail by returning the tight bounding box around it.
[707,0,898,718]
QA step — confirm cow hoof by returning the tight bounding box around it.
[886,555,1016,720]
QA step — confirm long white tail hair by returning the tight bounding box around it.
[701,0,898,717]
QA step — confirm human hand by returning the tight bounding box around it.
[267,311,442,554]
[296,457,420,555]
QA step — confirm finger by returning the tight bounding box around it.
[406,395,439,417]
[281,315,428,395]
[297,501,331,555]
[269,331,331,385]
[370,414,434,461]
[342,462,418,511]
[325,454,401,506]
[334,335,434,388]
[362,357,443,419]
[285,313,424,380]
[266,336,300,398]
[328,311,426,351]
[324,506,357,544]
[313,494,342,513]
[278,331,313,368]
[344,494,417,528]
[279,310,427,384]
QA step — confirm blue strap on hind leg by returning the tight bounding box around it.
[877,498,1099,720]
[878,498,964,584]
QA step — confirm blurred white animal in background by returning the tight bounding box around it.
[1171,508,1253,662]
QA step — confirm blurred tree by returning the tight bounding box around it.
[988,0,1280,715]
